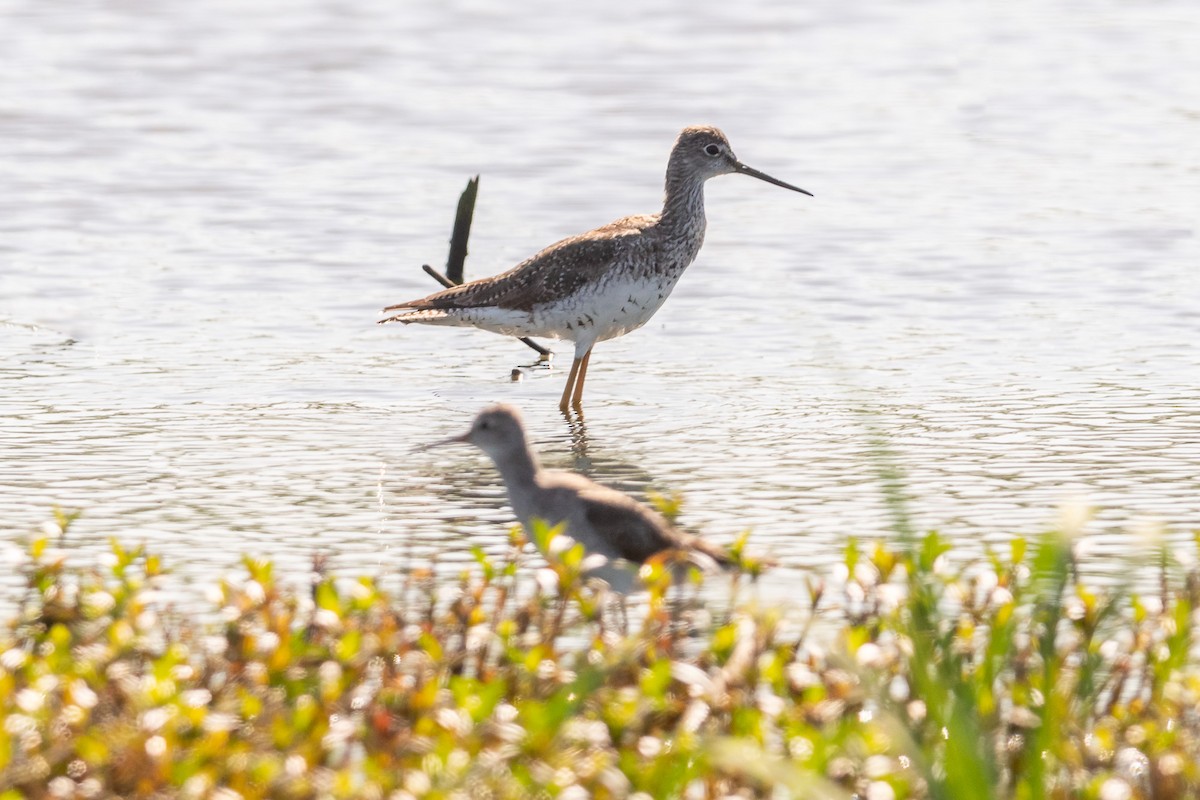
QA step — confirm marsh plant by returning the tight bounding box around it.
[1,509,1198,799]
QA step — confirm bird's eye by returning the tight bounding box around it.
[703,144,721,156]
[479,420,491,430]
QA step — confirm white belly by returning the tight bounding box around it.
[530,276,677,344]
[400,276,681,349]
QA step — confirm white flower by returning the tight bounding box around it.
[2,647,30,671]
[865,781,895,800]
[242,580,266,604]
[636,736,662,758]
[140,707,170,732]
[15,688,44,713]
[83,591,116,615]
[47,777,75,798]
[581,553,610,571]
[256,631,281,655]
[1099,778,1132,800]
[535,568,559,593]
[856,642,886,669]
[547,533,577,557]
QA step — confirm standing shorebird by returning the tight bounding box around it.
[380,125,811,411]
[427,404,734,591]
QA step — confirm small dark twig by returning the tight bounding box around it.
[446,176,479,285]
[422,264,456,290]
[421,177,552,360]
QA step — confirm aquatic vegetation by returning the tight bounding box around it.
[1,511,1198,799]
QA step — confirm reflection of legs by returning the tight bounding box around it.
[559,356,584,412]
[569,349,592,407]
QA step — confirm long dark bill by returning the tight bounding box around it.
[413,432,470,453]
[735,162,813,196]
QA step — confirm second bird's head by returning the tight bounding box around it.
[424,404,527,460]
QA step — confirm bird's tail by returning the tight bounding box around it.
[666,535,737,573]
[378,308,464,325]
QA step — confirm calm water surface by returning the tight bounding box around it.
[3,0,1198,607]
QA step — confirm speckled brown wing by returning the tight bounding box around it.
[576,485,679,564]
[575,481,732,568]
[383,214,657,314]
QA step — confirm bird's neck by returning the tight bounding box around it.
[492,446,540,497]
[658,168,707,245]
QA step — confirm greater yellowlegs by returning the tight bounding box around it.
[426,404,733,591]
[381,125,810,411]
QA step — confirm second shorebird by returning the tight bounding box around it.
[426,404,734,592]
[380,125,810,411]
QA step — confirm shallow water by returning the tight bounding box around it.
[3,0,1199,608]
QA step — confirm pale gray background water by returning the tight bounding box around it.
[3,0,1198,605]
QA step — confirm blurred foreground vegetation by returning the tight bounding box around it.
[1,511,1199,799]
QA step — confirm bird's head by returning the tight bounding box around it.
[670,125,812,195]
[463,404,528,459]
[420,404,529,461]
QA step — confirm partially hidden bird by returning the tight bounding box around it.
[425,404,735,591]
[380,125,811,411]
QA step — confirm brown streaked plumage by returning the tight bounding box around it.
[425,404,734,592]
[381,125,811,411]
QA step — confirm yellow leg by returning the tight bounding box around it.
[569,349,592,407]
[559,356,584,412]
